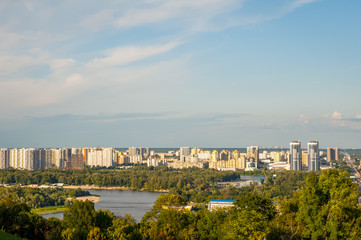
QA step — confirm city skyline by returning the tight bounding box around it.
[1,1,361,148]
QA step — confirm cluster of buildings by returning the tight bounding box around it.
[0,143,340,171]
[147,146,261,170]
[148,142,338,172]
[0,147,152,170]
[289,141,339,171]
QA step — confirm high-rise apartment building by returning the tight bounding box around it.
[211,150,219,162]
[247,146,259,162]
[128,147,143,163]
[219,150,229,161]
[290,141,302,170]
[273,152,285,162]
[302,151,308,167]
[9,148,26,169]
[0,149,9,169]
[179,147,191,162]
[327,147,339,162]
[87,148,114,167]
[232,150,240,160]
[308,141,320,171]
[128,147,137,156]
[144,147,150,158]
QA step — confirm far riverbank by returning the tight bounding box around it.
[62,185,168,193]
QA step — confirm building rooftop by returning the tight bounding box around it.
[209,199,235,203]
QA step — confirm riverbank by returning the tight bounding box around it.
[69,195,101,203]
[32,195,101,215]
[62,185,168,193]
[32,205,68,215]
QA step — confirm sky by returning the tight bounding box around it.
[0,0,361,148]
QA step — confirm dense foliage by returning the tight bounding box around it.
[0,167,244,188]
[170,170,313,204]
[0,187,90,208]
[0,169,360,239]
[0,167,312,203]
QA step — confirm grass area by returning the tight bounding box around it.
[31,205,69,215]
[0,231,23,240]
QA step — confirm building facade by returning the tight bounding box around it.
[290,141,302,170]
[327,147,339,162]
[308,141,320,171]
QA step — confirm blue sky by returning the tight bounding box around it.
[0,0,360,148]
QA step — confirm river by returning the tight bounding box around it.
[239,175,266,183]
[42,189,164,222]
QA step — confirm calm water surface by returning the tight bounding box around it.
[42,189,164,222]
[239,175,266,183]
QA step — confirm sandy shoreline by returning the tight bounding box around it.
[68,195,101,203]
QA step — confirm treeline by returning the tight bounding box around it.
[0,187,90,208]
[0,166,250,190]
[1,170,360,239]
[0,167,314,204]
[171,170,314,203]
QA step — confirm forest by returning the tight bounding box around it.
[0,169,360,239]
[0,187,90,208]
[0,167,314,204]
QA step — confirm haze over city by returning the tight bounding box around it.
[0,0,360,148]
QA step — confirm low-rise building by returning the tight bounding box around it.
[208,199,235,211]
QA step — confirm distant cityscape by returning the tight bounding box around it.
[0,141,341,171]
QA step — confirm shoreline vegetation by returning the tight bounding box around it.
[62,185,168,192]
[17,183,168,193]
[32,205,68,215]
[32,195,101,215]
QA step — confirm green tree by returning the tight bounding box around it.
[88,227,107,240]
[297,170,361,239]
[62,200,97,239]
[108,214,141,240]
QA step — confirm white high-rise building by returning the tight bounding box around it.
[25,148,35,170]
[9,148,26,169]
[0,149,9,169]
[308,141,320,171]
[290,141,302,171]
[87,148,114,167]
[128,147,143,163]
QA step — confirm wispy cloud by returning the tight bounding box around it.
[0,1,322,122]
[115,0,243,30]
[86,42,180,70]
[29,112,174,123]
[287,0,320,11]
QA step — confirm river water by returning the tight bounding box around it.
[239,175,266,183]
[42,189,164,222]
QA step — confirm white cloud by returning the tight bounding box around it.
[65,74,85,88]
[331,111,342,120]
[86,42,180,70]
[0,0,322,119]
[0,55,34,75]
[115,0,243,30]
[287,0,320,11]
